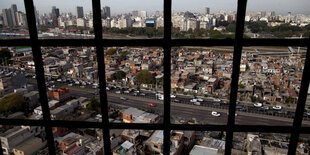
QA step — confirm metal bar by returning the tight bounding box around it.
[225,0,248,154]
[163,0,172,154]
[92,0,112,154]
[287,45,310,154]
[23,0,56,154]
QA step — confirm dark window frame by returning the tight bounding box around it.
[0,0,309,155]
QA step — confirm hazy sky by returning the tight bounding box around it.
[1,0,310,16]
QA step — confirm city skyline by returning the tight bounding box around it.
[1,0,310,16]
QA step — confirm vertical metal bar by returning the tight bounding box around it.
[23,0,56,154]
[225,0,247,154]
[92,0,112,154]
[163,0,172,154]
[288,44,310,154]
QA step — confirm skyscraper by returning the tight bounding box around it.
[271,11,276,16]
[132,10,139,17]
[76,6,84,18]
[10,4,18,26]
[205,7,210,15]
[51,6,60,26]
[103,6,110,19]
[2,8,13,27]
[261,11,266,18]
[141,11,147,18]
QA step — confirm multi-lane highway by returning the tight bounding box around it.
[68,89,310,126]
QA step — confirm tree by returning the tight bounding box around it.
[135,70,155,85]
[113,70,126,80]
[0,48,11,64]
[106,48,117,55]
[0,93,26,115]
[227,23,236,32]
[86,97,101,113]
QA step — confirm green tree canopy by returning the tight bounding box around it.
[86,97,101,113]
[113,70,126,80]
[0,48,12,64]
[106,48,117,55]
[0,93,26,114]
[135,70,155,85]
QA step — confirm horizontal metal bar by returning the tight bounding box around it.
[0,39,32,46]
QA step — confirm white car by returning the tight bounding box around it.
[272,105,282,110]
[115,91,121,94]
[214,98,221,102]
[124,90,130,94]
[120,97,128,100]
[190,99,197,103]
[197,98,204,102]
[170,94,176,98]
[254,103,263,107]
[211,111,221,117]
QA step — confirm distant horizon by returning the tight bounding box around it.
[1,0,310,16]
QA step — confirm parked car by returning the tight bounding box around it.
[194,102,201,106]
[254,103,263,108]
[120,97,128,100]
[115,91,121,94]
[124,90,130,94]
[140,93,146,96]
[211,111,221,117]
[173,99,180,103]
[272,105,282,110]
[148,103,157,107]
[190,99,197,103]
[197,98,204,102]
[259,106,269,111]
[170,94,177,98]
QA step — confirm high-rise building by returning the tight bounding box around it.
[51,6,60,26]
[76,6,84,18]
[2,8,13,27]
[205,7,210,15]
[271,11,276,16]
[261,11,266,18]
[10,4,18,26]
[141,11,147,18]
[132,10,139,17]
[102,6,110,19]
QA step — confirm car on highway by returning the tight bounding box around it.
[259,106,269,111]
[197,98,204,102]
[194,102,200,106]
[124,90,130,94]
[213,98,221,102]
[190,99,197,103]
[173,99,180,103]
[272,105,282,110]
[213,102,221,106]
[254,103,263,107]
[120,97,128,100]
[148,103,157,107]
[211,111,221,117]
[236,105,246,111]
